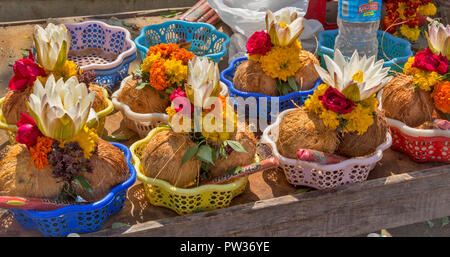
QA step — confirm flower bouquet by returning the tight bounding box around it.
[0,23,113,142]
[0,73,136,236]
[380,21,450,163]
[261,49,393,189]
[130,57,258,215]
[383,0,437,43]
[233,9,320,96]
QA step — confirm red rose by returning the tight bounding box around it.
[15,113,42,148]
[8,51,46,91]
[246,31,272,56]
[319,87,356,114]
[170,87,187,101]
[412,48,449,75]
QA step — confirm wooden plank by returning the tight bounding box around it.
[88,165,450,237]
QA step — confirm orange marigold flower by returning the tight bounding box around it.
[170,47,195,65]
[431,81,450,114]
[29,136,54,169]
[150,59,169,90]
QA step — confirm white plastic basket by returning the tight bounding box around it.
[112,75,229,138]
[261,108,392,189]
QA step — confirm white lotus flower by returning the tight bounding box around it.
[314,49,392,101]
[186,56,221,108]
[426,21,450,59]
[266,9,304,47]
[27,75,97,140]
[33,23,70,71]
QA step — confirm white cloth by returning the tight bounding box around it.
[207,0,324,62]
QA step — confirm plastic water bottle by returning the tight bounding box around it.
[334,0,382,58]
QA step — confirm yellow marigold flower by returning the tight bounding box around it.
[418,3,437,16]
[304,84,328,114]
[342,104,374,135]
[260,45,302,81]
[164,58,188,85]
[63,126,99,158]
[403,57,440,91]
[360,94,378,110]
[400,25,421,42]
[47,60,79,82]
[166,106,176,122]
[248,54,261,62]
[141,53,162,73]
[319,109,340,130]
[201,103,237,144]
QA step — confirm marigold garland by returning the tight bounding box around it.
[431,81,450,114]
[29,136,54,169]
[383,0,436,41]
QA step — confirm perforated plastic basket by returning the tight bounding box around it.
[64,20,137,91]
[0,87,114,144]
[261,108,392,189]
[134,20,229,63]
[8,142,137,237]
[377,91,450,163]
[220,57,319,121]
[130,126,248,215]
[318,30,413,73]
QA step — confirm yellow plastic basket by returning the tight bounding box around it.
[0,87,114,144]
[130,126,248,215]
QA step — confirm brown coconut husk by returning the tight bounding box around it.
[382,74,435,127]
[89,83,109,112]
[118,78,170,114]
[71,139,128,202]
[2,87,33,125]
[233,60,278,96]
[294,50,320,91]
[337,109,388,158]
[141,129,201,188]
[276,107,339,158]
[209,121,257,178]
[0,144,63,198]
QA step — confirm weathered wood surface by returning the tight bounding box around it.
[88,165,450,237]
[0,11,449,237]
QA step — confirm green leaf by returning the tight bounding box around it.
[294,188,311,194]
[441,217,449,227]
[103,133,130,142]
[287,76,299,92]
[181,144,199,167]
[111,222,127,229]
[160,10,182,18]
[74,176,93,195]
[8,61,14,67]
[196,145,214,165]
[225,140,248,154]
[135,82,147,90]
[425,220,434,228]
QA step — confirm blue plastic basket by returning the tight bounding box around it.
[220,57,319,121]
[64,20,137,91]
[318,30,413,73]
[134,20,230,63]
[8,142,137,237]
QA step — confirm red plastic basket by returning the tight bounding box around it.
[388,123,450,163]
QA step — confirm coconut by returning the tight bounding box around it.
[141,129,201,188]
[89,83,109,112]
[337,109,388,157]
[209,122,257,178]
[294,50,320,91]
[0,144,63,198]
[233,60,278,96]
[118,77,170,114]
[382,74,435,127]
[276,107,339,159]
[2,87,32,125]
[71,139,129,202]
